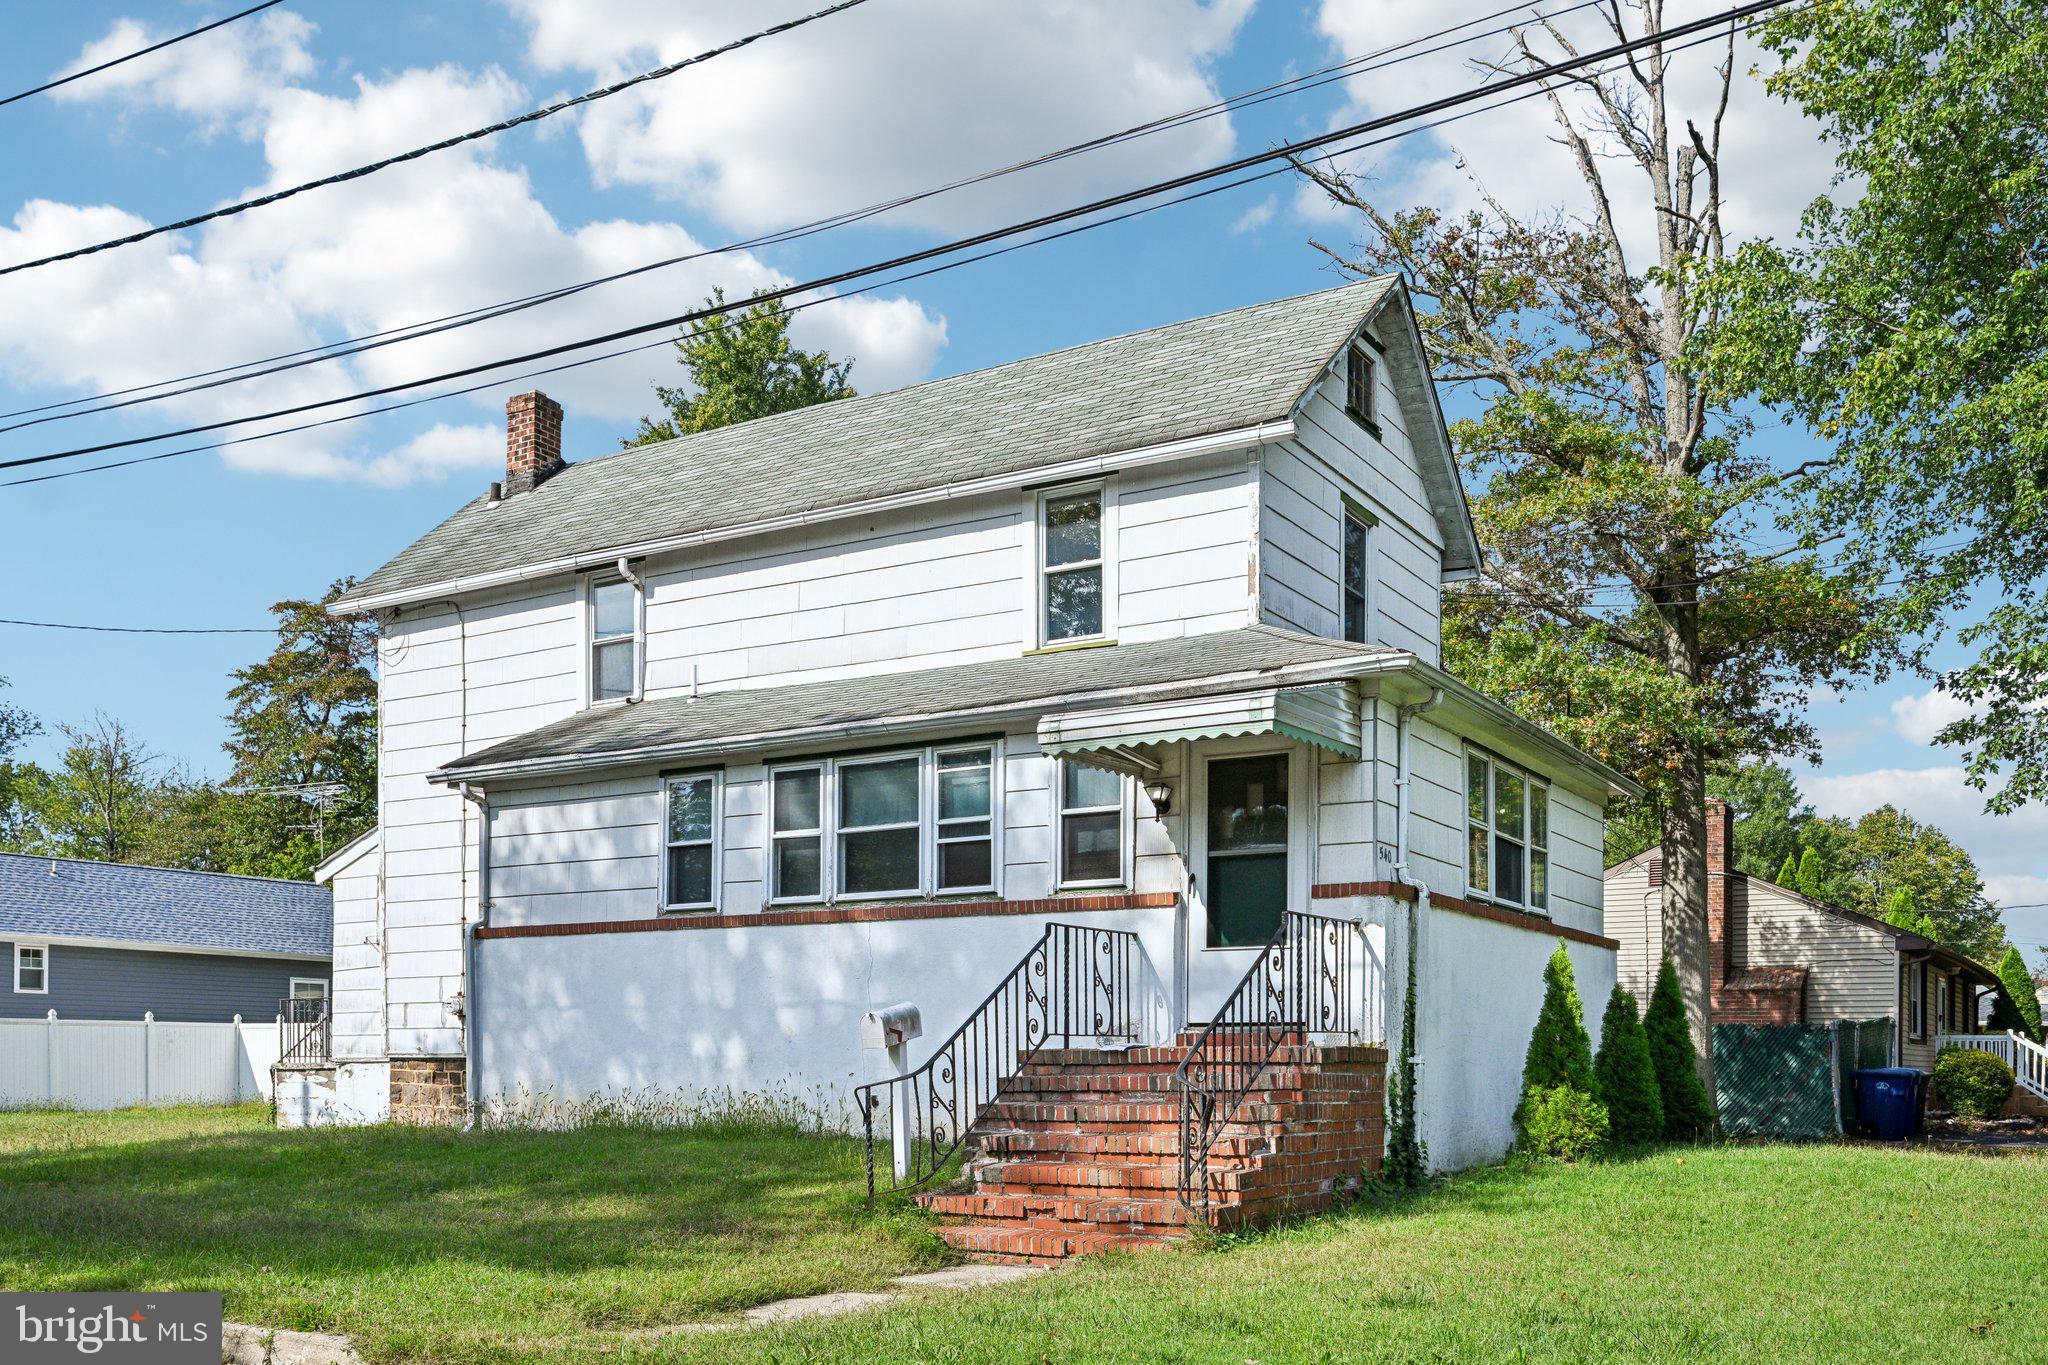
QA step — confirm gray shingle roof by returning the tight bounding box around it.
[0,856,331,958]
[439,625,1403,778]
[339,278,1400,607]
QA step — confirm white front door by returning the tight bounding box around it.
[1182,743,1313,1024]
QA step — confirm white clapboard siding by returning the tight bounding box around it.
[326,835,385,1062]
[1735,879,1900,1022]
[1605,857,1662,1000]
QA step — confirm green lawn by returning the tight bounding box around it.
[2,1108,2042,1364]
[0,1104,946,1362]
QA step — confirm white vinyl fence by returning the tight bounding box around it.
[0,1011,281,1110]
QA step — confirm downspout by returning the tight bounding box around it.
[616,557,645,704]
[459,783,491,1131]
[1391,687,1443,1141]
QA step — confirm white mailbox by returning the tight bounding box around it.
[860,1003,922,1051]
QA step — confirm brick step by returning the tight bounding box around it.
[1004,1066,1340,1095]
[1024,1044,1342,1069]
[976,1128,1266,1160]
[982,1097,1292,1130]
[933,1224,1186,1262]
[977,1160,1260,1195]
[917,1189,1198,1229]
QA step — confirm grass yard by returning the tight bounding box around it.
[0,1104,946,1361]
[1,1108,2042,1363]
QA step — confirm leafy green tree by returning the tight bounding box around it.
[1829,806,2000,963]
[1516,943,1596,1139]
[627,290,855,446]
[1299,5,1904,1095]
[15,715,165,862]
[0,676,42,849]
[1775,851,1799,889]
[1881,887,1939,942]
[1644,955,1715,1139]
[1607,761,1811,875]
[1594,985,1664,1146]
[1708,0,2048,813]
[1992,947,2044,1043]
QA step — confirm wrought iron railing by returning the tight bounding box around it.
[856,922,1142,1199]
[1171,909,1362,1218]
[278,996,331,1068]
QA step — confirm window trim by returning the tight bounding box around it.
[13,943,48,995]
[1340,498,1377,645]
[1464,748,1551,914]
[1908,961,1927,1041]
[1055,758,1131,890]
[1031,480,1117,649]
[584,573,644,707]
[1345,344,1381,436]
[931,743,999,895]
[769,744,1007,906]
[289,976,328,1000]
[661,770,724,913]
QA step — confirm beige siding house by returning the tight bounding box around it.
[1606,800,1996,1071]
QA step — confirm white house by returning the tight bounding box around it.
[314,279,1640,1188]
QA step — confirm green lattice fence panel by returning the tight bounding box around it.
[1834,1017,1896,1133]
[1712,1023,1839,1139]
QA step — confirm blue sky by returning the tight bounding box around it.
[0,0,2041,962]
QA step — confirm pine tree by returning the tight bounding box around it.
[1644,955,1715,1139]
[1995,946,2044,1043]
[1594,985,1664,1146]
[1776,851,1800,889]
[1795,848,1829,900]
[1515,943,1596,1136]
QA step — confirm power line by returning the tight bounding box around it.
[0,0,1798,481]
[0,1,293,109]
[0,0,1604,436]
[0,616,268,635]
[0,0,877,280]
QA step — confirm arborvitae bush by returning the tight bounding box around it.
[1519,1084,1611,1161]
[1643,954,1715,1139]
[1515,943,1596,1139]
[1776,852,1800,888]
[1996,947,2043,1042]
[1594,985,1664,1145]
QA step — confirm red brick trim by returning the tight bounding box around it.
[1311,881,1619,951]
[475,892,1178,941]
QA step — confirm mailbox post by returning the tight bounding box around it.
[860,1003,923,1183]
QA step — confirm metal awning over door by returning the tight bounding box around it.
[1037,682,1359,773]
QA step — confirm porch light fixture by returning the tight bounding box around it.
[1142,779,1173,815]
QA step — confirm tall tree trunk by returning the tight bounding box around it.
[1659,745,1715,1095]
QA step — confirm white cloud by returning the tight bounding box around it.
[1889,687,1974,747]
[1231,198,1277,235]
[1305,0,1840,259]
[49,10,317,123]
[1806,766,2048,888]
[360,422,502,487]
[0,30,947,486]
[501,0,1254,233]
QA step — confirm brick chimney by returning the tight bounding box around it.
[1705,797,1734,991]
[502,390,564,495]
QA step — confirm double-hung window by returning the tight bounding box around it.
[1039,486,1106,644]
[589,577,640,703]
[1936,974,1951,1038]
[663,772,720,912]
[772,745,1003,903]
[1345,344,1378,430]
[14,944,47,994]
[1057,760,1126,887]
[1466,751,1550,912]
[1908,962,1926,1040]
[1341,501,1376,644]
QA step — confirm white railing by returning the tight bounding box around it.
[1938,1031,2048,1102]
[0,1011,280,1109]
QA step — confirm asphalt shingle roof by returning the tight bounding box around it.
[339,278,1399,607]
[0,855,331,958]
[440,625,1402,776]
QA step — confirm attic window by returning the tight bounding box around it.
[1345,345,1379,433]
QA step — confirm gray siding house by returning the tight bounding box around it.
[0,855,331,1023]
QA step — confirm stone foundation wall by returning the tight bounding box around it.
[389,1057,467,1125]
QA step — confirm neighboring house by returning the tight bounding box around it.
[1604,800,1997,1071]
[318,278,1642,1184]
[0,854,331,1023]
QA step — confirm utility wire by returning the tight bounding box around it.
[0,0,1799,479]
[0,0,877,279]
[0,616,269,634]
[4,15,1766,491]
[0,0,1604,434]
[0,1,292,109]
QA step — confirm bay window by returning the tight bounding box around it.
[1466,750,1550,913]
[770,744,1003,904]
[662,772,720,912]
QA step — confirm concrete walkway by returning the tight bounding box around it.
[221,1264,1046,1360]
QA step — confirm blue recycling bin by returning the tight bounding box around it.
[1852,1068,1926,1140]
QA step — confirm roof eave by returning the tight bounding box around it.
[331,418,1298,617]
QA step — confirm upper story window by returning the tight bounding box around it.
[663,772,720,912]
[1466,750,1549,913]
[588,576,642,704]
[1342,501,1376,644]
[1057,760,1126,887]
[14,944,47,994]
[1039,486,1109,645]
[771,744,1002,904]
[1345,344,1379,432]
